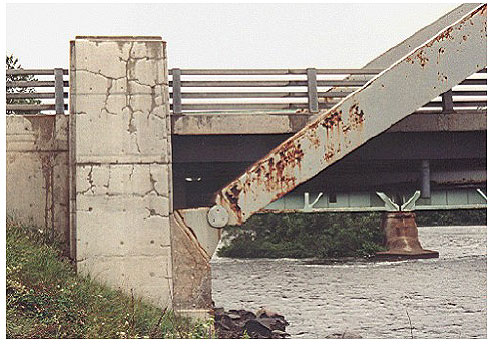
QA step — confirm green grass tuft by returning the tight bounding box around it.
[6,219,214,339]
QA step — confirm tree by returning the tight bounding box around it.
[6,54,40,114]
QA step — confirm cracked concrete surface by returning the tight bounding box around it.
[71,37,173,309]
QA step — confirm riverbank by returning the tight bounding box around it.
[217,209,486,259]
[6,219,213,339]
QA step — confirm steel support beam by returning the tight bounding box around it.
[213,4,487,225]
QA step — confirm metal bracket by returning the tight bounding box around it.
[401,191,421,211]
[303,192,323,211]
[207,205,229,228]
[376,192,400,211]
[476,188,487,202]
[376,191,421,212]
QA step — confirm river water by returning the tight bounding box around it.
[211,226,487,338]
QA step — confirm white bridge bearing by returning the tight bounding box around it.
[207,205,229,228]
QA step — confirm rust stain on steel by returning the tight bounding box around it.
[216,102,356,223]
[215,4,486,225]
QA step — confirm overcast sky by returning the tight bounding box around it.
[6,3,459,69]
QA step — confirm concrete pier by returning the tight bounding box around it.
[70,36,174,309]
[376,212,439,259]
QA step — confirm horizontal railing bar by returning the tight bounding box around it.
[451,90,487,96]
[424,101,487,108]
[173,100,487,111]
[179,92,307,99]
[169,68,383,75]
[6,69,69,75]
[317,80,367,87]
[7,92,68,99]
[172,91,352,99]
[7,81,69,88]
[459,79,487,85]
[6,104,68,111]
[175,103,338,110]
[177,80,369,87]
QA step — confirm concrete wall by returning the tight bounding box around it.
[70,36,174,309]
[6,114,70,253]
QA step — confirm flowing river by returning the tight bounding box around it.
[211,226,487,338]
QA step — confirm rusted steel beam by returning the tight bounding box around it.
[213,4,487,226]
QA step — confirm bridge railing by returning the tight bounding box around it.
[169,68,382,114]
[6,69,69,115]
[5,67,486,116]
[169,68,487,115]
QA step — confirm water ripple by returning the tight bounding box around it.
[211,226,487,338]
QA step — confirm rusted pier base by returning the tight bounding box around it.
[376,212,439,260]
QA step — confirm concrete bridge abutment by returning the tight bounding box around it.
[69,36,219,316]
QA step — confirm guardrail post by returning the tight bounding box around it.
[441,90,454,113]
[307,68,319,113]
[172,68,182,115]
[54,68,65,114]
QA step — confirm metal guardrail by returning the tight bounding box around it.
[5,68,486,115]
[168,68,487,114]
[169,68,382,114]
[6,69,69,114]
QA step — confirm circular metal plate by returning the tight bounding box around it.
[207,205,229,228]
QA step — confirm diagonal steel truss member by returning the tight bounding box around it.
[211,4,487,226]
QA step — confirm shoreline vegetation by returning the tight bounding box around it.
[217,209,487,259]
[6,219,214,339]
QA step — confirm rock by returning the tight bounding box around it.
[214,307,290,339]
[231,309,256,320]
[243,319,272,338]
[215,314,234,330]
[258,317,289,331]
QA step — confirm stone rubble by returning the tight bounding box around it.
[214,307,290,339]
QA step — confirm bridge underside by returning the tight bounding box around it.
[173,128,486,209]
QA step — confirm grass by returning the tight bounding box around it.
[6,218,215,339]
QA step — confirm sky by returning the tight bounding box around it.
[6,2,460,70]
